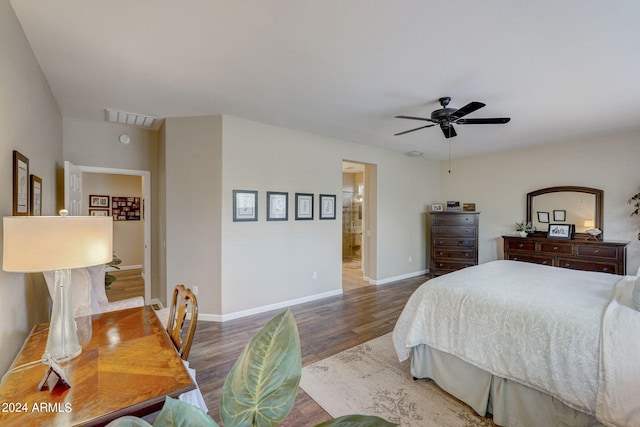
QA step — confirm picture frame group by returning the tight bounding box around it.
[89,195,141,221]
[12,150,42,216]
[233,190,336,222]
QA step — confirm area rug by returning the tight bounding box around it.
[300,333,496,427]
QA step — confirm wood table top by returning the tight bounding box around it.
[0,306,195,426]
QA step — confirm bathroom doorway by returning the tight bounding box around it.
[342,161,366,290]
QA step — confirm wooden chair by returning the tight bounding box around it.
[166,284,198,361]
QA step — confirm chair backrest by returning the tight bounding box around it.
[166,284,198,361]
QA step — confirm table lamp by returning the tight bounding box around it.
[3,211,112,362]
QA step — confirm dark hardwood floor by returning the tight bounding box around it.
[189,273,428,426]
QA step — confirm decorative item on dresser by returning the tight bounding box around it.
[503,235,628,274]
[429,211,479,276]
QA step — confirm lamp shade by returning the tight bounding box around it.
[3,216,113,272]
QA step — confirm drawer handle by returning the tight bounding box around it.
[593,249,599,254]
[513,257,519,261]
[602,267,609,272]
[439,252,444,255]
[439,241,444,245]
[518,243,524,248]
[564,263,570,267]
[543,261,548,265]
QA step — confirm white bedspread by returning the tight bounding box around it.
[392,260,631,419]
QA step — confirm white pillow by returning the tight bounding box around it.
[633,276,640,311]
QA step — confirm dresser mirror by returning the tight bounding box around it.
[526,186,603,239]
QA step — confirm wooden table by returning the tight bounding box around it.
[0,306,195,426]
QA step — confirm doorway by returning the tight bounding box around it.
[342,161,367,290]
[64,162,151,304]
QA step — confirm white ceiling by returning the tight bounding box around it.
[10,0,640,160]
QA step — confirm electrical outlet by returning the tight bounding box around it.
[312,272,318,279]
[408,256,412,263]
[192,285,199,295]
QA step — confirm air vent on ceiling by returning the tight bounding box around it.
[105,109,163,130]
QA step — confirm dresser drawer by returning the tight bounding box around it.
[576,245,618,260]
[505,239,536,251]
[505,253,552,266]
[432,213,478,226]
[557,258,617,274]
[432,226,476,238]
[539,242,573,255]
[432,248,476,261]
[433,237,476,248]
[432,260,475,272]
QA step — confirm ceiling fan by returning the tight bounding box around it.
[394,97,510,139]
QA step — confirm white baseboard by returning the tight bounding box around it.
[106,264,143,272]
[368,269,428,286]
[197,289,344,322]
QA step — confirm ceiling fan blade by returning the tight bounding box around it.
[440,123,457,138]
[449,102,485,120]
[395,115,438,123]
[394,124,436,136]
[456,117,511,124]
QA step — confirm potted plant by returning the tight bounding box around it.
[105,253,122,290]
[106,310,395,427]
[628,191,640,240]
[515,221,536,237]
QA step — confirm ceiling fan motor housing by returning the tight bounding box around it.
[431,108,457,121]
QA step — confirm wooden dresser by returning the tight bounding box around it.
[503,235,628,275]
[430,212,479,276]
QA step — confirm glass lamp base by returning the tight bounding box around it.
[44,269,82,362]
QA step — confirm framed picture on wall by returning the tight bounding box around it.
[89,209,110,216]
[267,191,288,221]
[319,194,336,220]
[30,175,42,216]
[112,196,141,221]
[233,190,258,222]
[553,210,566,222]
[89,195,110,208]
[12,150,29,216]
[295,193,314,220]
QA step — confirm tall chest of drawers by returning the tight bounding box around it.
[502,235,628,275]
[430,212,479,276]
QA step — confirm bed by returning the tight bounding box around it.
[392,260,640,427]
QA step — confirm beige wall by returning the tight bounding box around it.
[0,0,62,374]
[164,116,223,314]
[83,173,144,267]
[439,129,640,275]
[218,116,438,316]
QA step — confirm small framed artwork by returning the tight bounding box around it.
[295,193,314,220]
[553,210,566,222]
[462,203,476,212]
[233,190,258,222]
[537,211,550,223]
[547,224,572,239]
[319,194,336,220]
[446,201,461,211]
[431,203,444,212]
[267,191,288,221]
[30,175,42,216]
[89,195,110,208]
[13,150,29,216]
[89,209,110,216]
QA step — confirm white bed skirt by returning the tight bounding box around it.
[410,344,603,427]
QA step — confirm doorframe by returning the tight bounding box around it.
[74,165,151,304]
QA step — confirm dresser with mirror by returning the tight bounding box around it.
[503,186,629,275]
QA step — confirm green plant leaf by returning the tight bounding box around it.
[220,310,301,427]
[314,414,398,427]
[105,416,153,427]
[153,396,219,427]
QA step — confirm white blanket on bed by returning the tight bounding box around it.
[392,260,626,417]
[596,277,640,427]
